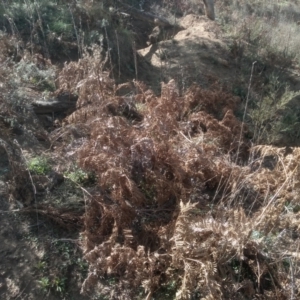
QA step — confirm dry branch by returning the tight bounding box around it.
[32,93,78,114]
[32,99,76,114]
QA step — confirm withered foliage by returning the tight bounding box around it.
[52,46,300,299]
[1,4,300,299]
[2,36,300,298]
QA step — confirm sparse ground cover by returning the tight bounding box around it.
[1,0,300,299]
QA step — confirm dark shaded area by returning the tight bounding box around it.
[0,147,10,177]
[106,101,143,122]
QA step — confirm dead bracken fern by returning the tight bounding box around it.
[172,201,253,299]
[52,44,300,299]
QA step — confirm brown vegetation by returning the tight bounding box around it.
[42,44,299,298]
[1,0,300,299]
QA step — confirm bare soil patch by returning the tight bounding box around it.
[0,153,86,299]
[138,15,234,91]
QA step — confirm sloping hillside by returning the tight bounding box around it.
[1,1,300,299]
[139,14,231,89]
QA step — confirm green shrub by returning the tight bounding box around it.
[38,277,51,293]
[249,75,300,144]
[27,157,51,175]
[52,276,66,294]
[65,167,96,185]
